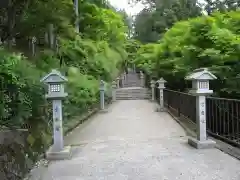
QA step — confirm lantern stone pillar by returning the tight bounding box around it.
[31,36,37,56]
[185,68,217,149]
[150,80,155,102]
[124,72,127,80]
[112,81,117,102]
[74,0,79,32]
[116,77,120,88]
[40,69,71,160]
[121,74,125,87]
[156,78,166,112]
[99,80,107,113]
[140,71,144,87]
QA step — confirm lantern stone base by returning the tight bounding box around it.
[46,146,72,160]
[99,109,108,113]
[155,105,166,112]
[188,137,216,149]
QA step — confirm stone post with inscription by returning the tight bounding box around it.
[140,71,145,87]
[124,71,127,81]
[150,80,156,102]
[99,80,107,113]
[116,77,120,88]
[41,69,71,160]
[74,0,79,32]
[121,73,125,87]
[31,36,37,56]
[112,80,117,102]
[156,78,166,112]
[185,68,217,149]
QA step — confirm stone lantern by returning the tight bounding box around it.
[140,71,145,87]
[156,78,166,112]
[150,80,156,101]
[185,68,217,149]
[121,74,125,87]
[99,80,107,113]
[40,69,71,160]
[116,77,120,88]
[112,80,117,102]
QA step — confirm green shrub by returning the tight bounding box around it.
[134,11,240,97]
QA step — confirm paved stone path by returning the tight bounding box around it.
[40,100,240,180]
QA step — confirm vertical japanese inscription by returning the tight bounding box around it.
[160,90,163,99]
[200,101,206,123]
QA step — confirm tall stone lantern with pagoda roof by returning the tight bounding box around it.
[41,69,71,160]
[185,68,217,149]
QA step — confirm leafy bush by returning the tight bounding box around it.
[0,49,47,128]
[0,0,128,179]
[134,11,240,98]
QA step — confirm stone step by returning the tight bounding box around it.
[125,76,139,79]
[116,94,150,97]
[124,80,141,83]
[116,87,151,100]
[116,95,150,100]
[123,85,142,88]
[124,82,141,84]
[116,90,149,94]
[116,97,150,100]
[116,90,149,93]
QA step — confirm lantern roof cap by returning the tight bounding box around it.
[185,68,217,80]
[157,77,166,83]
[40,69,67,83]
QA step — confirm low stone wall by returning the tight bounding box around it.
[0,130,34,180]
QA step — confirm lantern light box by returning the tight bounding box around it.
[185,68,217,95]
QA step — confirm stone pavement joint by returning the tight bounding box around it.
[29,100,240,180]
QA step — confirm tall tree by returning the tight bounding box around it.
[204,0,239,15]
[133,0,202,43]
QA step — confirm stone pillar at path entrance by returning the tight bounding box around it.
[185,68,217,149]
[116,77,120,88]
[99,80,107,113]
[156,78,166,112]
[40,69,71,160]
[112,80,117,102]
[121,74,125,87]
[150,80,156,102]
[140,71,145,87]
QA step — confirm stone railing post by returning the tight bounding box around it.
[40,69,71,160]
[99,80,107,113]
[156,78,166,112]
[185,68,217,149]
[121,74,125,87]
[150,80,155,101]
[116,77,120,88]
[112,80,117,102]
[140,71,144,87]
[124,71,126,80]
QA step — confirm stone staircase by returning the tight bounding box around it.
[116,87,150,100]
[123,72,141,87]
[116,70,150,100]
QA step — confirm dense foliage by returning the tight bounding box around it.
[133,11,240,98]
[131,0,239,43]
[0,0,128,178]
[0,0,128,127]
